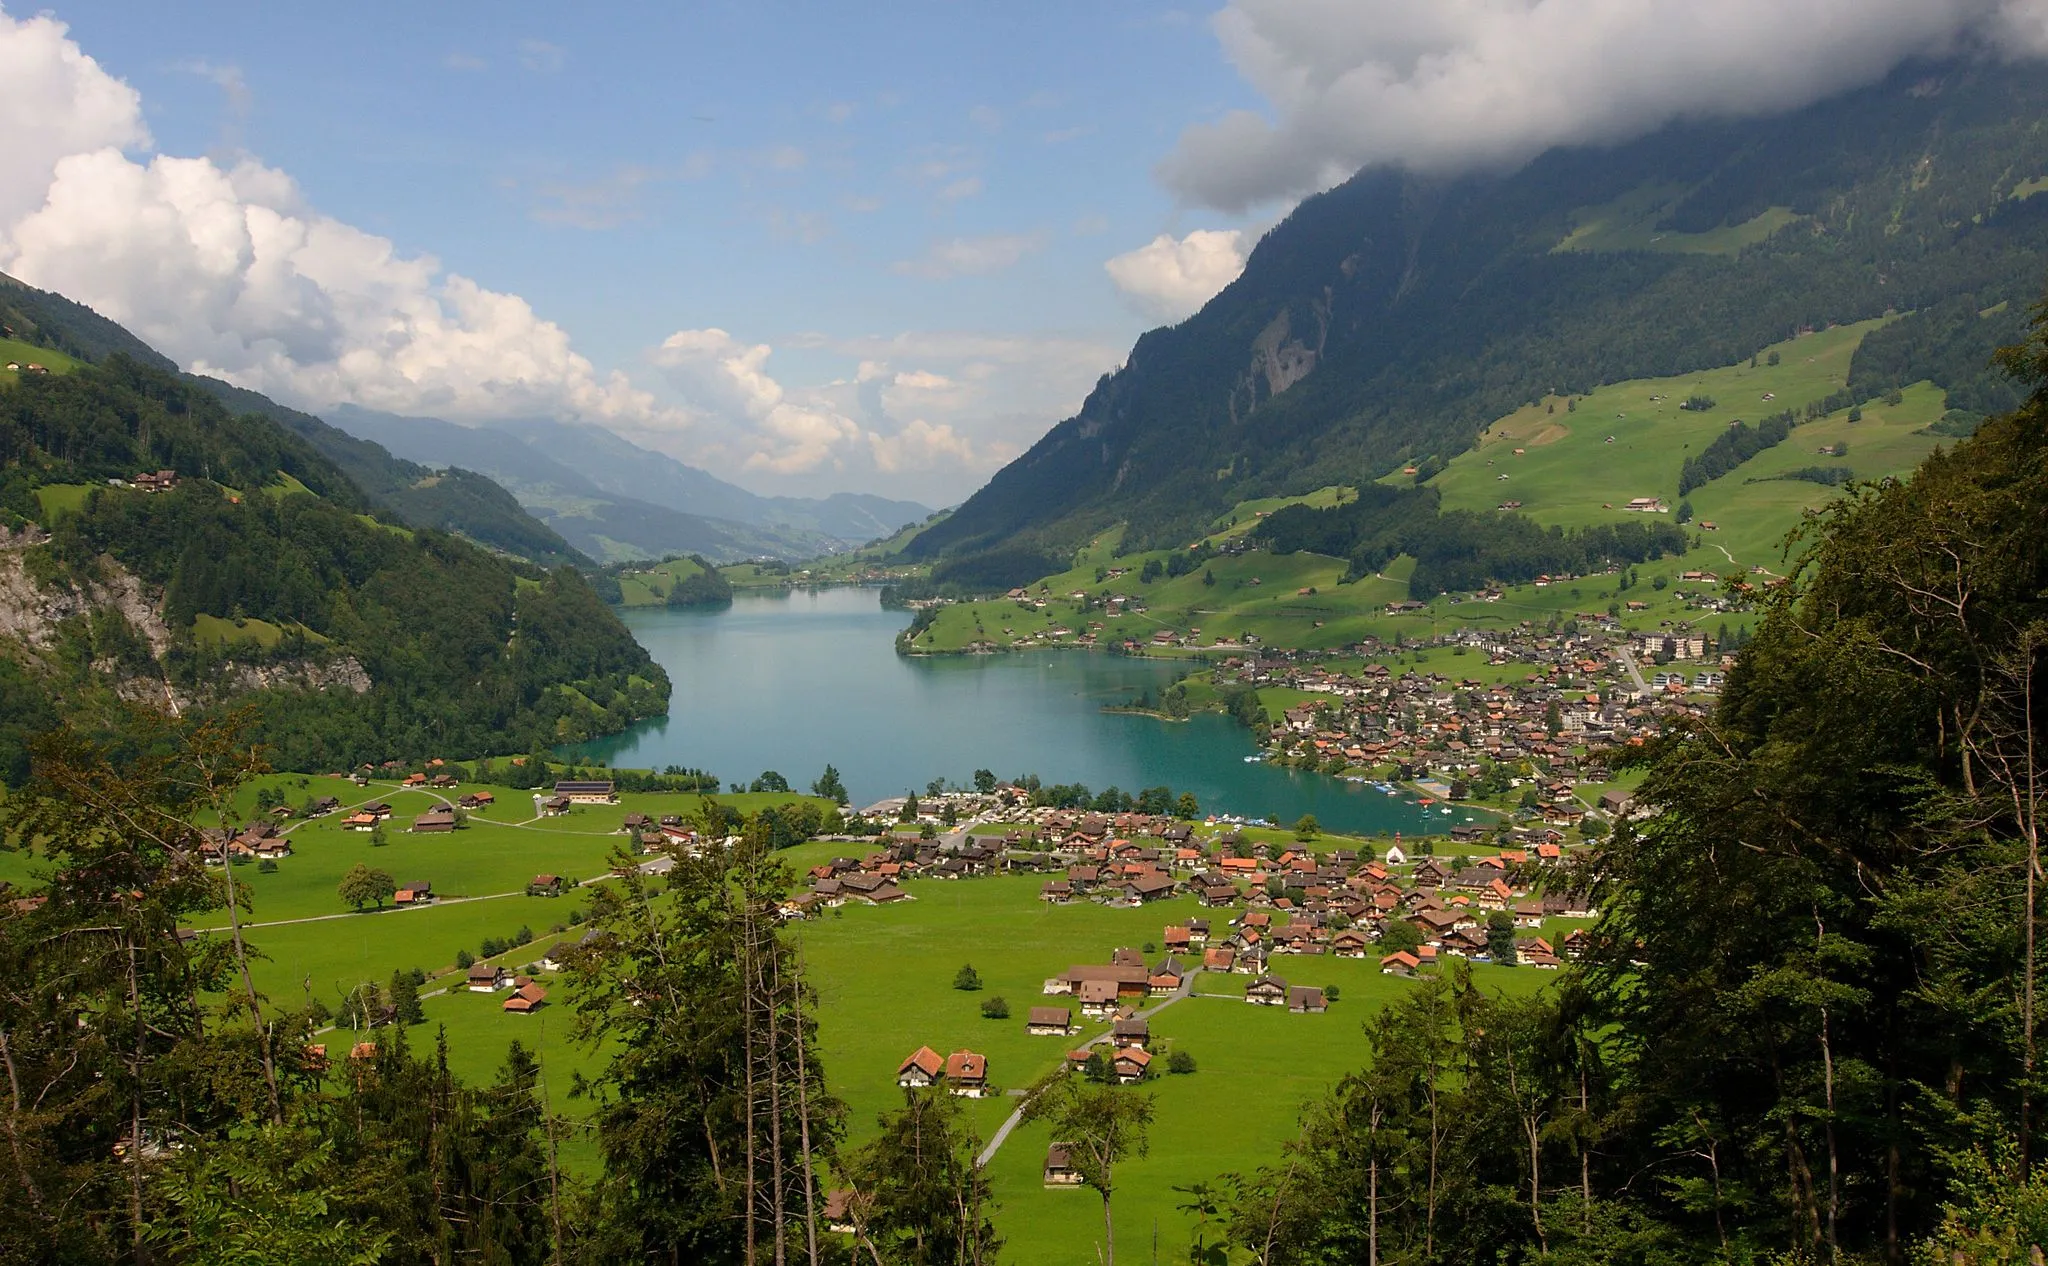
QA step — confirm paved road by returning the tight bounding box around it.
[974,971,1202,1168]
[1615,646,1650,696]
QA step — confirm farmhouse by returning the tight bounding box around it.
[554,780,618,804]
[1288,986,1328,1013]
[410,808,456,833]
[537,795,572,816]
[1110,1047,1152,1083]
[527,874,566,897]
[1381,950,1422,977]
[1076,980,1120,1017]
[467,963,508,992]
[944,1050,990,1097]
[459,792,495,809]
[1044,1143,1083,1186]
[1245,975,1289,1006]
[502,980,548,1014]
[896,1046,944,1089]
[1112,1017,1150,1048]
[1026,1006,1075,1036]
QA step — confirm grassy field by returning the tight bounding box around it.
[0,338,81,383]
[786,868,1554,1263]
[613,555,710,606]
[1552,182,1803,256]
[30,482,95,522]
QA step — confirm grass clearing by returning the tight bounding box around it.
[31,483,94,522]
[1552,183,1803,256]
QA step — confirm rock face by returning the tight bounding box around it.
[0,529,372,710]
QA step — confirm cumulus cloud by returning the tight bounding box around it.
[0,8,682,435]
[1104,228,1247,322]
[653,328,1027,486]
[0,10,146,226]
[891,232,1045,280]
[1162,0,2048,211]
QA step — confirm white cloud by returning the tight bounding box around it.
[517,38,565,74]
[654,328,863,475]
[938,176,983,202]
[444,52,487,72]
[891,232,1045,280]
[0,10,146,226]
[1104,229,1248,322]
[761,144,808,173]
[0,9,684,436]
[1162,0,2048,211]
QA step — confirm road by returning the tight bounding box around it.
[1615,646,1650,696]
[974,970,1202,1168]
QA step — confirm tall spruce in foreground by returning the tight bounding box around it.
[838,1088,1001,1265]
[1210,287,2048,1266]
[566,828,842,1265]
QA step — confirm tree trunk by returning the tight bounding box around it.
[1102,1189,1116,1266]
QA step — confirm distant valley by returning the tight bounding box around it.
[323,405,931,565]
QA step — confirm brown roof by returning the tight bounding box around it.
[898,1046,944,1078]
[1027,1006,1072,1026]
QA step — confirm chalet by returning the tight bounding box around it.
[1245,975,1289,1006]
[132,470,178,494]
[1147,963,1184,997]
[1117,873,1176,904]
[1381,950,1422,977]
[1039,880,1075,904]
[467,963,508,992]
[253,836,292,860]
[458,791,495,809]
[527,874,566,897]
[1203,946,1237,973]
[1110,1047,1153,1084]
[1026,1006,1075,1036]
[1045,964,1149,997]
[897,1046,944,1089]
[621,812,652,831]
[554,780,618,804]
[402,772,428,787]
[308,796,341,816]
[821,1189,858,1234]
[392,885,434,906]
[1112,1017,1150,1048]
[1076,980,1120,1017]
[1331,930,1371,958]
[411,808,456,833]
[944,1050,990,1097]
[538,795,572,816]
[503,980,548,1013]
[1044,1143,1083,1186]
[1288,986,1328,1014]
[1562,928,1591,959]
[342,811,379,831]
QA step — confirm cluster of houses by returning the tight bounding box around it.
[465,961,550,1013]
[895,1046,991,1097]
[198,819,293,865]
[1218,631,1726,801]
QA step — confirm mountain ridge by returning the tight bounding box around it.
[909,58,2048,583]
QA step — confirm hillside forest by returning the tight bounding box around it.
[0,356,668,775]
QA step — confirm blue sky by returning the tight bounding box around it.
[8,3,1266,503]
[7,1,2041,505]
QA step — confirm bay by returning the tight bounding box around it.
[571,588,1483,838]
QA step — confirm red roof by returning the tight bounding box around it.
[944,1050,987,1081]
[898,1046,943,1078]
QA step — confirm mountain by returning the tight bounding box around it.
[909,59,2048,584]
[324,406,932,563]
[0,298,668,778]
[1,272,585,570]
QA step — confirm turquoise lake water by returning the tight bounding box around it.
[571,588,1482,838]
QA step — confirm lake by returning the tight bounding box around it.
[572,588,1483,838]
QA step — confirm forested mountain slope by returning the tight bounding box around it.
[0,272,586,569]
[0,355,667,777]
[909,59,2048,584]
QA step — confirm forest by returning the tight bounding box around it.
[0,357,668,773]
